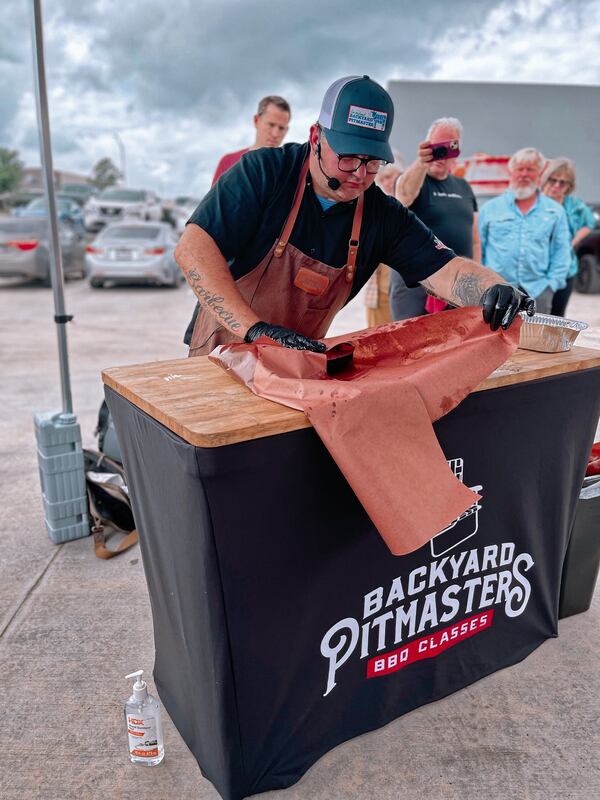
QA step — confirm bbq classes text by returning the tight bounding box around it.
[320,542,534,696]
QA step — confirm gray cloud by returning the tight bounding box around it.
[1,0,598,195]
[55,0,498,117]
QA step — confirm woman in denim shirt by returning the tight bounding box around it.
[542,158,597,316]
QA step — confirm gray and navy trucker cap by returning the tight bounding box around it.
[318,75,394,162]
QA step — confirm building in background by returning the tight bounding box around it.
[19,167,90,192]
[386,81,600,204]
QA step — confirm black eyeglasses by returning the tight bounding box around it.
[337,155,386,174]
[317,127,385,174]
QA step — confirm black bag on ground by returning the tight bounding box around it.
[84,448,138,559]
[95,399,122,462]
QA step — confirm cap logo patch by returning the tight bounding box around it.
[347,105,387,131]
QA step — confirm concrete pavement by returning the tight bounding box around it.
[1,275,599,799]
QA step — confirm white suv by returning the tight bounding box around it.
[84,188,162,232]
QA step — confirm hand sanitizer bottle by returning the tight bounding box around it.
[124,670,164,765]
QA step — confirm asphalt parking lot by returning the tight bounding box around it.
[1,271,599,799]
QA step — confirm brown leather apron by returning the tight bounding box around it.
[188,158,364,357]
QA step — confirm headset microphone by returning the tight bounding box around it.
[315,143,341,191]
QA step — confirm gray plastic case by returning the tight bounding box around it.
[34,411,89,543]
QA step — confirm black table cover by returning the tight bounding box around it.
[106,365,600,800]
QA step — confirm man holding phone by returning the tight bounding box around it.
[390,117,480,319]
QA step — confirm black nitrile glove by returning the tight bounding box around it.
[481,284,536,331]
[244,321,326,353]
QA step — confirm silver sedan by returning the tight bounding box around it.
[0,216,85,285]
[85,222,184,288]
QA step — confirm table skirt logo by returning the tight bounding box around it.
[431,457,482,558]
[320,540,534,697]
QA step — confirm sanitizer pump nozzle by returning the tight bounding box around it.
[124,669,164,765]
[125,670,148,702]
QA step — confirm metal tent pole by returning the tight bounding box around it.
[30,0,89,546]
[30,0,73,417]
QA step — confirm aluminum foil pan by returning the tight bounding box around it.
[518,312,588,353]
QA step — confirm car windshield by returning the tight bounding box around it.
[62,184,92,194]
[175,196,198,205]
[99,189,146,202]
[100,226,161,240]
[27,197,72,212]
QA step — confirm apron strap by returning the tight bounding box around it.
[345,191,364,284]
[274,155,365,284]
[274,158,310,257]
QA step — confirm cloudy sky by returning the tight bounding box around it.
[2,0,599,198]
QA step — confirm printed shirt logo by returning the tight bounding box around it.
[433,235,450,250]
[347,105,387,131]
[432,191,464,199]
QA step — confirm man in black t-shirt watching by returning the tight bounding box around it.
[175,79,532,356]
[390,117,481,320]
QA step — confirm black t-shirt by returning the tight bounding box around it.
[410,174,477,258]
[185,142,455,342]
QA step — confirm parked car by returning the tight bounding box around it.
[85,222,184,288]
[164,196,201,233]
[13,194,86,234]
[84,188,162,232]
[0,216,86,286]
[0,189,43,213]
[59,182,98,207]
[575,226,600,294]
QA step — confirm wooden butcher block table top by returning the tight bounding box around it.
[102,346,600,448]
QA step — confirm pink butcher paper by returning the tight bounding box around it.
[209,307,520,556]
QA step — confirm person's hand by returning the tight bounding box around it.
[417,140,434,166]
[480,284,536,331]
[244,321,326,353]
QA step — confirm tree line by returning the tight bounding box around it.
[0,147,122,193]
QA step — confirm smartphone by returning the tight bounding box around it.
[431,139,461,161]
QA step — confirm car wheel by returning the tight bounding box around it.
[575,254,600,294]
[40,272,52,288]
[90,278,104,288]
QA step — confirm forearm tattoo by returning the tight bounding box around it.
[186,268,242,331]
[421,277,440,298]
[450,273,487,307]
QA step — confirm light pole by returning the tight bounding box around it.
[113,131,127,184]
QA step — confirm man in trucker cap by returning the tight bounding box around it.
[176,75,534,356]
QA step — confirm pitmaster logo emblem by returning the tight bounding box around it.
[430,457,482,557]
[346,105,387,131]
[318,456,535,697]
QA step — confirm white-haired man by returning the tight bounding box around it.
[390,117,480,320]
[479,147,571,314]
